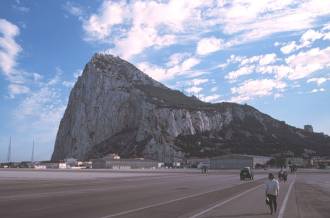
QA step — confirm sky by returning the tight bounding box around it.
[0,0,330,162]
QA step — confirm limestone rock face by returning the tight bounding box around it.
[51,54,330,161]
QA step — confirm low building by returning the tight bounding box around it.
[35,162,59,169]
[92,157,158,169]
[310,156,330,168]
[210,154,272,169]
[59,163,67,169]
[210,155,254,169]
[186,157,210,168]
[64,158,78,167]
[43,162,59,169]
[286,157,304,167]
[244,155,272,168]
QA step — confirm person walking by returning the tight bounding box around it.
[265,173,280,215]
[201,165,208,175]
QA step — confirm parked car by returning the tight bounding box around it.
[240,167,254,180]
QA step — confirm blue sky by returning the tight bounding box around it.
[0,0,330,161]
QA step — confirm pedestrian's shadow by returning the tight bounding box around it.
[205,212,270,217]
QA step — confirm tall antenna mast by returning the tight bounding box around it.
[7,136,11,163]
[31,138,35,163]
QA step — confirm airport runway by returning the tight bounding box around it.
[0,169,329,218]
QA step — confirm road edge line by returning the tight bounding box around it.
[189,184,264,218]
[278,174,296,218]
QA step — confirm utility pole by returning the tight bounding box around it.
[7,136,11,163]
[31,138,35,163]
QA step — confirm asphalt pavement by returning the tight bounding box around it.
[0,169,329,218]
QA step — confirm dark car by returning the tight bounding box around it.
[240,167,254,180]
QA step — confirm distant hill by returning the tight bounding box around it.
[51,54,330,161]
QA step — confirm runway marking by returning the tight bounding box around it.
[278,174,296,218]
[98,176,266,218]
[188,184,264,218]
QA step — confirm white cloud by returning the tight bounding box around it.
[225,65,255,81]
[137,62,167,81]
[63,2,84,18]
[113,26,176,59]
[0,19,32,98]
[12,1,30,13]
[324,32,330,40]
[300,29,323,47]
[274,93,284,99]
[228,53,277,67]
[225,53,278,81]
[220,0,330,45]
[7,68,72,160]
[8,83,30,97]
[83,1,126,41]
[307,77,329,86]
[62,81,75,88]
[166,53,190,67]
[311,88,325,93]
[14,73,67,157]
[82,0,213,59]
[256,65,292,80]
[259,53,277,66]
[196,37,223,55]
[186,86,202,94]
[181,57,200,71]
[280,29,324,54]
[274,41,281,47]
[230,79,286,102]
[138,55,200,81]
[0,19,21,75]
[210,87,218,92]
[203,94,221,103]
[234,46,330,82]
[286,46,330,80]
[229,95,250,104]
[280,41,298,54]
[189,78,208,86]
[217,63,228,69]
[78,0,330,60]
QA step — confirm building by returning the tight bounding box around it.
[59,163,67,169]
[210,154,272,169]
[210,155,253,169]
[244,155,272,168]
[285,157,304,167]
[92,157,158,169]
[310,156,330,168]
[42,162,59,169]
[64,158,78,167]
[186,157,210,168]
[304,125,313,133]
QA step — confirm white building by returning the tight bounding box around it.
[210,154,271,169]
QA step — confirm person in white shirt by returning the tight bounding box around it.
[265,173,280,214]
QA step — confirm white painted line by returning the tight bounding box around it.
[99,176,266,218]
[189,184,263,218]
[278,174,296,218]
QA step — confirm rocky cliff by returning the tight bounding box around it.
[51,54,330,161]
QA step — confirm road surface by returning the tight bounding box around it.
[0,169,329,218]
